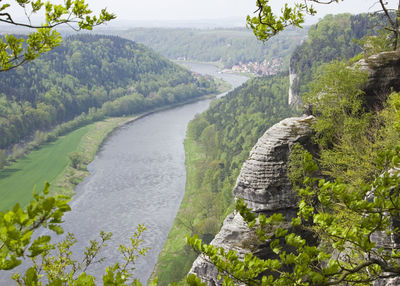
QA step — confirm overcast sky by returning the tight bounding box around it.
[5,0,399,27]
[85,0,397,23]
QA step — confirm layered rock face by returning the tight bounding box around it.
[288,62,300,107]
[357,51,400,109]
[189,115,315,284]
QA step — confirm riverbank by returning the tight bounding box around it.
[150,133,209,284]
[0,80,231,211]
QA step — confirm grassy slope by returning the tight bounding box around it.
[0,126,90,210]
[0,117,128,211]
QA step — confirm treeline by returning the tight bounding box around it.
[0,34,217,149]
[116,27,308,68]
[290,13,383,95]
[154,74,299,284]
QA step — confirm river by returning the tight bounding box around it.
[19,63,246,284]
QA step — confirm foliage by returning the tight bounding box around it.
[290,13,382,96]
[188,163,400,285]
[0,149,6,169]
[0,182,71,270]
[358,29,394,57]
[0,34,217,149]
[67,151,85,169]
[287,143,318,190]
[0,0,115,71]
[247,0,339,41]
[117,27,308,69]
[305,61,369,148]
[154,74,299,284]
[0,183,150,285]
[247,0,398,50]
[305,62,400,186]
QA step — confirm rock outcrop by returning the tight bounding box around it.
[357,51,400,109]
[288,62,301,107]
[189,115,315,284]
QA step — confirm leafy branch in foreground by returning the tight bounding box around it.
[247,0,340,41]
[0,0,115,71]
[248,0,400,50]
[0,183,150,285]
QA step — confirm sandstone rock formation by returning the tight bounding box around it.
[357,51,400,109]
[189,115,315,284]
[288,62,300,107]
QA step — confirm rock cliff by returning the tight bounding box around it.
[357,51,400,109]
[189,115,315,284]
[189,51,400,284]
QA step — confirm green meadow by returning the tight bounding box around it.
[0,126,90,210]
[0,117,130,211]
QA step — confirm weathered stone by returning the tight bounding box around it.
[356,51,400,109]
[233,115,315,213]
[368,168,400,286]
[189,212,253,286]
[189,116,315,284]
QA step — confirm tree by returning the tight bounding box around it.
[0,149,6,169]
[375,0,400,49]
[248,0,400,50]
[247,0,342,41]
[0,0,115,71]
[0,183,150,285]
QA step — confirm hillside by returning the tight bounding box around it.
[290,13,384,96]
[115,27,308,70]
[0,34,217,149]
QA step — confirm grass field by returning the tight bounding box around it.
[0,117,129,211]
[0,126,90,210]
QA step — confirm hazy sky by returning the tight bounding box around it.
[5,0,399,26]
[86,0,396,23]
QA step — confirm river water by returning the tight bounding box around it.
[0,63,247,284]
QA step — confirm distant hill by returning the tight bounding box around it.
[0,34,216,148]
[113,27,308,69]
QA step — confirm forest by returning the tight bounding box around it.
[290,13,385,95]
[0,34,217,152]
[115,27,308,69]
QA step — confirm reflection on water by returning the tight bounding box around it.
[0,63,248,284]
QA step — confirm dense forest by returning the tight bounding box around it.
[115,27,308,69]
[290,13,384,95]
[0,34,217,150]
[154,74,299,284]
